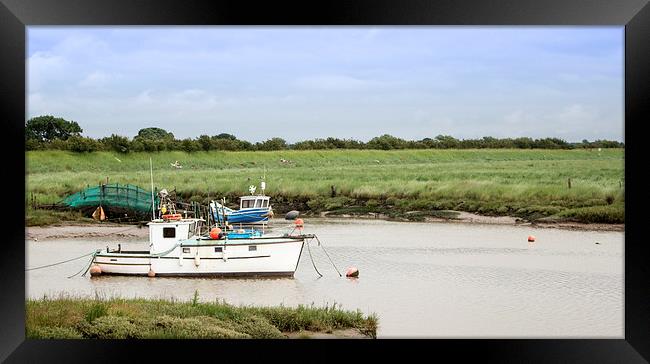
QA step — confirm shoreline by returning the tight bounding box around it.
[26,211,623,241]
[313,211,624,232]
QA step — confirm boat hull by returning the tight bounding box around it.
[94,237,304,277]
[212,207,272,224]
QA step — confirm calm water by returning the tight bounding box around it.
[26,219,623,338]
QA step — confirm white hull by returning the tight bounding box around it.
[94,237,305,277]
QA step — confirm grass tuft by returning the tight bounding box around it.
[26,296,378,339]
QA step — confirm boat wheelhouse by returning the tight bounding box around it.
[210,181,274,225]
[92,217,306,277]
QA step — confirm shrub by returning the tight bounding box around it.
[27,326,83,339]
[68,136,100,153]
[77,315,140,339]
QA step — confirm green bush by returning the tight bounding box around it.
[141,315,250,339]
[77,315,140,339]
[68,136,101,153]
[27,326,83,339]
[556,205,624,223]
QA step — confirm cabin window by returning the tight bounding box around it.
[249,245,257,251]
[163,227,176,238]
[262,200,268,208]
[254,199,262,208]
[214,247,223,253]
[241,200,251,208]
[182,247,190,253]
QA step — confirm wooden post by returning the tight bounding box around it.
[331,185,337,197]
[567,178,571,189]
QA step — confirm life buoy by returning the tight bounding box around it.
[162,213,182,221]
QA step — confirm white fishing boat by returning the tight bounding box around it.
[89,159,307,277]
[91,217,307,277]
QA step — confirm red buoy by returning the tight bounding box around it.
[209,227,222,239]
[528,235,536,242]
[89,264,102,276]
[295,218,304,228]
[148,269,156,277]
[345,267,359,277]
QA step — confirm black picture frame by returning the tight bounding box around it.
[2,0,648,362]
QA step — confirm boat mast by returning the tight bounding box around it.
[150,157,155,220]
[261,165,266,195]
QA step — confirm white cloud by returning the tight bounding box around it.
[26,27,624,142]
[78,71,119,88]
[294,75,381,91]
[555,104,597,123]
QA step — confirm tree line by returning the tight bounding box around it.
[25,115,624,153]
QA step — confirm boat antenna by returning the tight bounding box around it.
[150,157,155,220]
[260,165,266,195]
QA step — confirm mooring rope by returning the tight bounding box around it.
[67,252,99,279]
[26,250,99,271]
[313,235,343,277]
[150,242,182,257]
[305,239,323,278]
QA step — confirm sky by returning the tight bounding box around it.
[27,26,624,143]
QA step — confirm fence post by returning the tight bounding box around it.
[567,178,571,189]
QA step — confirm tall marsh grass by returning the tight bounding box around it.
[26,149,624,223]
[26,294,378,339]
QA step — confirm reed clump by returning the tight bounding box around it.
[26,295,378,339]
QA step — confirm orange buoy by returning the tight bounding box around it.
[148,269,156,277]
[345,267,359,277]
[209,227,222,239]
[295,218,304,228]
[89,264,102,276]
[528,235,536,242]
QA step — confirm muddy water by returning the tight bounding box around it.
[26,219,623,338]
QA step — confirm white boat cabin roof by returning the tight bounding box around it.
[239,195,270,209]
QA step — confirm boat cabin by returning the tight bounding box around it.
[148,219,203,254]
[239,195,270,210]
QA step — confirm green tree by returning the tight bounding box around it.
[256,137,287,151]
[134,127,174,141]
[180,138,200,152]
[100,134,131,153]
[367,134,408,150]
[68,136,100,152]
[213,133,238,141]
[197,135,213,151]
[25,115,83,142]
[434,135,460,149]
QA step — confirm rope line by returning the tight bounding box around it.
[314,235,343,277]
[67,253,98,279]
[305,240,323,278]
[150,242,182,257]
[26,250,98,271]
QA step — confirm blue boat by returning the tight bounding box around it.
[210,194,273,225]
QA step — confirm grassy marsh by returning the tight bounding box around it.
[26,149,624,224]
[26,294,378,339]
